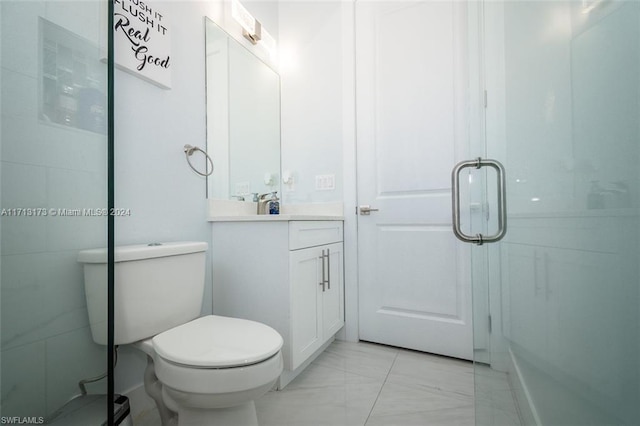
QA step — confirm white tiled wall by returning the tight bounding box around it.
[1,341,47,417]
[1,0,108,418]
[278,1,350,204]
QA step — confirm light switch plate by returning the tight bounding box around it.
[315,174,335,190]
[235,182,250,195]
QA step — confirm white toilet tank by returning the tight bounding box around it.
[78,242,208,345]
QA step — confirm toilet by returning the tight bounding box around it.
[78,242,283,426]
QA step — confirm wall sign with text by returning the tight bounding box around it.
[113,0,171,89]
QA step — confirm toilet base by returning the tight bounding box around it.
[139,348,275,426]
[135,336,281,426]
[176,401,258,426]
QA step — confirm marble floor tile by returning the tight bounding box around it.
[365,405,475,426]
[396,349,473,376]
[367,381,473,418]
[473,365,521,424]
[312,341,399,381]
[475,389,519,415]
[285,362,385,391]
[476,399,522,426]
[132,407,160,426]
[256,381,382,426]
[473,365,512,392]
[128,341,513,426]
[386,350,475,398]
[394,349,474,374]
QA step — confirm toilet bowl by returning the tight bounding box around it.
[78,242,283,426]
[136,315,283,426]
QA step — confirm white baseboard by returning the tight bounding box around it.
[507,347,541,426]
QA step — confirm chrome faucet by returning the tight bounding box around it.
[257,193,271,214]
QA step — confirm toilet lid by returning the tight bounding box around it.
[152,315,283,368]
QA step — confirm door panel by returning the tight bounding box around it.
[290,246,323,370]
[378,227,459,317]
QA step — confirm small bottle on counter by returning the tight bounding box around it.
[268,192,280,215]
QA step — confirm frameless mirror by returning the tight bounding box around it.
[205,17,281,200]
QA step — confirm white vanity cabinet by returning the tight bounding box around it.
[211,220,344,388]
[289,241,343,370]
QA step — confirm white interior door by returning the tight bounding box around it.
[356,1,473,360]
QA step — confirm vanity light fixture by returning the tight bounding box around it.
[231,0,261,44]
[230,0,276,56]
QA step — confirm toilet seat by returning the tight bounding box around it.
[152,315,283,368]
[150,316,284,397]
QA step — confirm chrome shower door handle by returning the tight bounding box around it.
[451,158,507,245]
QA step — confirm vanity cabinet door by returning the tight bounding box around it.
[322,242,344,338]
[289,246,324,370]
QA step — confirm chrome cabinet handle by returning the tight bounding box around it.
[326,249,331,290]
[319,249,326,292]
[451,157,507,245]
[359,205,379,215]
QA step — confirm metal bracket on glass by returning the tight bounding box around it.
[451,157,507,245]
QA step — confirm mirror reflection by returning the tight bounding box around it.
[205,18,281,201]
[571,3,636,211]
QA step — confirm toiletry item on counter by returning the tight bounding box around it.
[268,192,280,215]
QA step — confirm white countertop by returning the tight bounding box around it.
[207,200,345,222]
[208,214,344,222]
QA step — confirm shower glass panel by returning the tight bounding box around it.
[1,0,111,422]
[474,1,640,424]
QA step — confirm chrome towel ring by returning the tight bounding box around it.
[184,144,214,177]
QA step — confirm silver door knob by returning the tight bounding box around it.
[359,205,379,215]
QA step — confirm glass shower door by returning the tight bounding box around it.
[472,1,640,424]
[1,1,112,423]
